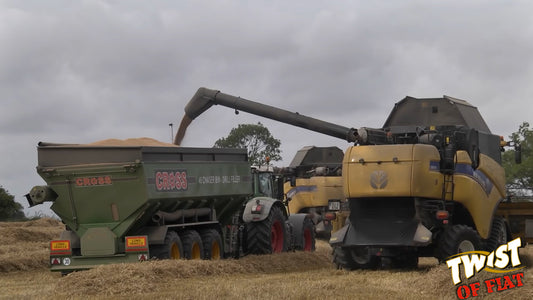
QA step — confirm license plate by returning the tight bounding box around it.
[328,200,341,211]
[126,236,147,247]
[50,240,70,251]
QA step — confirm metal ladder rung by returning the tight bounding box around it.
[442,175,454,201]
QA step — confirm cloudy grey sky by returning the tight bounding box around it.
[1,0,532,216]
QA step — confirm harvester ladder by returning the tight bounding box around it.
[442,174,455,202]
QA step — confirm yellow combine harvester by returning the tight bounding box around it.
[283,146,344,238]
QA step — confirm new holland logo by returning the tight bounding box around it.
[370,170,388,189]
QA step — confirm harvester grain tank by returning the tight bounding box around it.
[177,87,533,269]
[26,140,315,273]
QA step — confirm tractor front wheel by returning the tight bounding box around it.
[246,206,287,254]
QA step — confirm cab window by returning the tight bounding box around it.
[258,173,272,197]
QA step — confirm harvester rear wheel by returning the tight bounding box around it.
[439,224,482,260]
[150,231,183,260]
[392,253,418,269]
[486,217,508,251]
[200,229,223,260]
[350,247,378,269]
[246,206,287,254]
[332,246,378,270]
[332,246,354,270]
[181,230,204,260]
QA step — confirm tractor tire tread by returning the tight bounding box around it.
[246,206,287,254]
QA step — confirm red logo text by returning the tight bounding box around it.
[155,170,188,191]
[75,176,112,187]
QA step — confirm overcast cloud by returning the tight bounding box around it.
[1,0,532,216]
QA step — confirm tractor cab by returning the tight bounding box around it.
[251,166,285,201]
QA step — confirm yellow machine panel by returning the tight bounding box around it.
[451,152,506,239]
[343,144,443,199]
[343,146,506,239]
[285,176,344,214]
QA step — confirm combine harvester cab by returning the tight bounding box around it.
[26,142,315,273]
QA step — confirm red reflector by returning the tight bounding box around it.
[436,210,449,220]
[324,212,336,221]
[251,204,263,214]
[51,258,61,265]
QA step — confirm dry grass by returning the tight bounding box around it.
[0,218,63,272]
[1,219,532,299]
[53,244,333,298]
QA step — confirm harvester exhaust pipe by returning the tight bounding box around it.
[174,87,359,145]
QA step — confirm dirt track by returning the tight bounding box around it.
[1,219,532,299]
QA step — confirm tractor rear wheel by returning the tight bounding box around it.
[181,230,204,259]
[302,217,316,252]
[439,224,482,260]
[246,206,287,254]
[200,229,223,260]
[150,231,183,260]
[288,214,316,251]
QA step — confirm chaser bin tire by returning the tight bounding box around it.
[150,231,183,260]
[181,230,204,260]
[200,228,223,260]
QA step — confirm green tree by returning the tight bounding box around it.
[0,186,25,220]
[214,122,282,165]
[502,122,533,195]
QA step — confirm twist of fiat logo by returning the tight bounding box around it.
[370,170,388,189]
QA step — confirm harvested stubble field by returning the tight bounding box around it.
[1,219,532,300]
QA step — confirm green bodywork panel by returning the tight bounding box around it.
[36,144,253,257]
